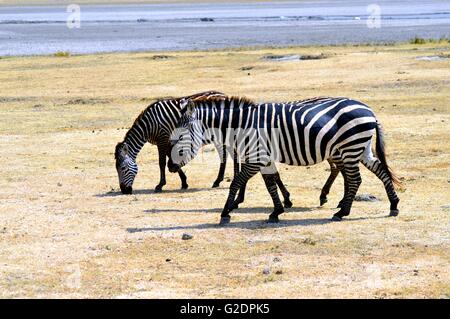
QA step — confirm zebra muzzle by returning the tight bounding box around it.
[120,184,133,195]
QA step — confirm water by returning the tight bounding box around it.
[0,0,449,56]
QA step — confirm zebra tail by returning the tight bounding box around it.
[375,121,402,188]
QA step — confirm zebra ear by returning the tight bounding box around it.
[180,98,195,115]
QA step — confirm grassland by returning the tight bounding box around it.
[0,42,449,298]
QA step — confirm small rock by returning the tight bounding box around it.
[262,54,300,61]
[262,267,270,275]
[273,257,281,263]
[413,269,419,276]
[200,17,214,22]
[150,55,172,60]
[275,270,283,275]
[165,258,171,262]
[182,233,193,240]
[302,237,316,245]
[354,194,380,202]
[57,182,62,187]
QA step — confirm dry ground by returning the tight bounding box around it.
[0,43,449,298]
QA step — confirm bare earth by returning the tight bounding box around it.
[0,43,449,298]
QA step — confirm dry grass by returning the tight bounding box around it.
[0,43,449,298]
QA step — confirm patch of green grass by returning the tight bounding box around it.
[410,36,450,45]
[53,51,71,57]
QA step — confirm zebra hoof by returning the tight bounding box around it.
[320,197,327,206]
[284,200,293,208]
[181,183,189,190]
[389,209,399,217]
[219,216,231,225]
[211,181,220,188]
[231,202,240,210]
[331,215,343,222]
[154,187,163,193]
[267,215,279,223]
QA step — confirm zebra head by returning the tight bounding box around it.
[168,98,203,173]
[115,142,138,194]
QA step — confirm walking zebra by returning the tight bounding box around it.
[168,96,401,224]
[115,91,229,194]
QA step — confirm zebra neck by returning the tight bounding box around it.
[124,131,146,161]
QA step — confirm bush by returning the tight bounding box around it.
[410,36,426,44]
[53,51,70,57]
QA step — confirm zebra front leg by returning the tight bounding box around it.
[320,160,341,206]
[177,169,189,189]
[231,151,246,209]
[274,172,292,208]
[332,163,362,221]
[261,172,285,223]
[155,145,167,192]
[220,164,259,225]
[212,144,227,188]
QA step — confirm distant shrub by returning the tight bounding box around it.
[410,36,426,44]
[410,36,450,45]
[54,51,70,57]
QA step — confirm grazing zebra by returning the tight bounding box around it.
[115,91,294,208]
[115,91,230,194]
[168,96,401,224]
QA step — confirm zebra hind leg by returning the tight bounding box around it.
[262,173,285,223]
[337,164,349,209]
[231,182,247,210]
[332,161,362,221]
[361,154,400,217]
[319,159,341,206]
[220,164,259,225]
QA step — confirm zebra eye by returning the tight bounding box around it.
[121,165,127,170]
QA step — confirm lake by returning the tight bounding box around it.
[0,0,449,56]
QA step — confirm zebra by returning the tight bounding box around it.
[168,96,401,224]
[115,91,296,210]
[115,91,230,194]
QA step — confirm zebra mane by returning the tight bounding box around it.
[191,96,256,109]
[119,91,227,147]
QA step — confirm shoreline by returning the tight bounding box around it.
[1,38,449,59]
[2,1,449,57]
